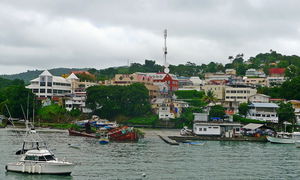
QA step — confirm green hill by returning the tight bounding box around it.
[0,68,89,84]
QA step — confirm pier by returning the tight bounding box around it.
[169,135,268,142]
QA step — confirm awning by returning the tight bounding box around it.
[242,123,264,130]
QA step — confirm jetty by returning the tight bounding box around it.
[158,135,179,145]
[169,135,267,142]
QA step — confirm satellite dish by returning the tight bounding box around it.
[164,67,170,74]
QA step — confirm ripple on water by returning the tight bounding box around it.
[1,129,300,179]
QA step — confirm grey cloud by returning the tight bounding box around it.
[1,0,300,74]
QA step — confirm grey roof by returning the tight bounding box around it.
[243,123,264,130]
[249,103,279,108]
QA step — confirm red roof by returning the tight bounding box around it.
[269,68,285,75]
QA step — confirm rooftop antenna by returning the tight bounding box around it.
[163,29,170,74]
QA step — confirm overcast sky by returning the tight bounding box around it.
[1,0,300,74]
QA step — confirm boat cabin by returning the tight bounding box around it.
[22,150,56,162]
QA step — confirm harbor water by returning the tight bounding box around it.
[1,128,300,179]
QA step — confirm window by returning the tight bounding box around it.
[40,89,45,93]
[199,128,202,131]
[39,156,46,161]
[33,89,39,93]
[213,127,219,129]
[40,82,45,86]
[47,82,52,87]
[47,89,52,93]
[204,128,207,131]
[25,156,38,161]
[45,155,55,161]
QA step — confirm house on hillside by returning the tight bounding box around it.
[247,103,279,123]
[249,94,270,103]
[269,68,285,77]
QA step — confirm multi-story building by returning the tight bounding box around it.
[288,100,300,125]
[247,103,279,123]
[245,69,266,77]
[26,70,72,98]
[106,73,160,99]
[223,85,257,112]
[225,69,236,75]
[243,77,266,86]
[203,84,226,100]
[266,76,286,87]
[138,72,179,92]
[204,72,231,81]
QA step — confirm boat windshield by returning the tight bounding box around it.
[24,155,55,161]
[45,155,55,161]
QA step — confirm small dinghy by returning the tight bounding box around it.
[183,141,205,146]
[68,144,80,149]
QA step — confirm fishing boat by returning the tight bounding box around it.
[68,126,139,142]
[68,128,96,138]
[6,149,75,175]
[108,126,139,142]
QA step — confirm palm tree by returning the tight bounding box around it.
[202,90,217,105]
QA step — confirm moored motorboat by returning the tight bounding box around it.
[7,120,75,175]
[267,132,300,144]
[6,149,75,175]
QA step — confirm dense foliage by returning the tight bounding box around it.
[209,105,225,120]
[86,83,151,120]
[174,90,205,99]
[277,102,295,129]
[0,85,37,119]
[238,103,249,117]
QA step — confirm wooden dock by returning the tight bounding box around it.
[158,135,179,145]
[168,135,267,142]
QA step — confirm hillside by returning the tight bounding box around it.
[0,68,89,83]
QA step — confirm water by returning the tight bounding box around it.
[1,129,300,180]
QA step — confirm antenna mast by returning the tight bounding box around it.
[163,29,170,74]
[164,29,167,66]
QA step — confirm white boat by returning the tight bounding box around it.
[6,149,75,175]
[6,120,75,175]
[267,132,300,144]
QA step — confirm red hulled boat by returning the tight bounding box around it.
[68,126,139,142]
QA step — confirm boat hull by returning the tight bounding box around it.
[266,136,295,144]
[6,161,75,175]
[68,129,96,138]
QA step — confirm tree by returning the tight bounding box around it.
[209,105,225,120]
[37,104,68,122]
[277,102,295,131]
[202,90,217,105]
[285,65,299,80]
[238,103,249,117]
[0,85,37,119]
[86,83,151,120]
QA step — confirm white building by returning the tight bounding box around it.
[249,94,270,103]
[65,94,92,113]
[26,70,72,98]
[245,69,266,77]
[158,105,175,120]
[193,122,241,137]
[247,103,279,123]
[266,76,286,87]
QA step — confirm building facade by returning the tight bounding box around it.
[247,103,279,123]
